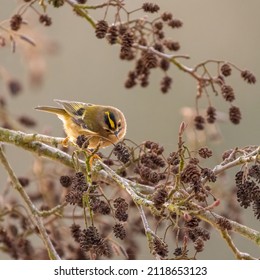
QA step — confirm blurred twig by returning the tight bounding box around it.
[0,144,61,260]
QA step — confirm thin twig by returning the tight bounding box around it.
[65,0,96,28]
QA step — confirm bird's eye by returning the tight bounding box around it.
[104,128,111,133]
[117,121,121,128]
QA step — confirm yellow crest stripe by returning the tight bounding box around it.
[105,111,115,129]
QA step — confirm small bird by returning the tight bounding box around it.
[35,99,127,149]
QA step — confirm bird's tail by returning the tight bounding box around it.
[35,106,66,116]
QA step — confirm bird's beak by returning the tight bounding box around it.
[114,130,119,139]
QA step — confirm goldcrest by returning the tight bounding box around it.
[35,99,127,149]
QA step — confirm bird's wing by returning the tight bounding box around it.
[54,99,93,118]
[54,99,99,134]
[70,117,97,135]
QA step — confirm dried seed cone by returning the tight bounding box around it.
[229,106,241,124]
[95,20,109,39]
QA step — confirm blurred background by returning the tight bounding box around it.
[0,0,259,259]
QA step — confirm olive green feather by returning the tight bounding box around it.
[54,99,93,118]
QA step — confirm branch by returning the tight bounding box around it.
[220,229,257,260]
[133,44,199,78]
[1,127,260,251]
[195,206,260,247]
[201,146,260,185]
[0,127,74,169]
[213,146,260,175]
[63,0,202,82]
[0,127,154,193]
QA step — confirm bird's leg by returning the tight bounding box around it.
[87,142,102,167]
[61,136,70,147]
[61,136,78,148]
